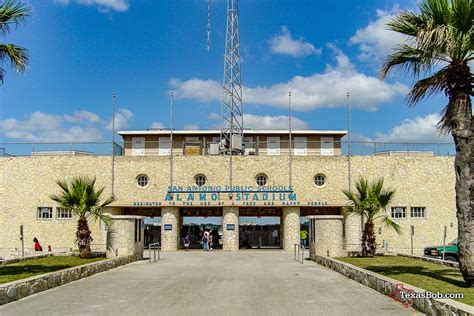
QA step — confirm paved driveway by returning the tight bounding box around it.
[0,251,418,315]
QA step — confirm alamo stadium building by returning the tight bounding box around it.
[0,129,457,259]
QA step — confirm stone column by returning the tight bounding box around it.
[310,215,344,258]
[105,215,144,259]
[223,206,239,251]
[161,207,179,251]
[344,213,362,252]
[282,207,300,251]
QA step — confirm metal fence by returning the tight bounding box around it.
[0,140,455,157]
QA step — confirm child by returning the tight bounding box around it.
[183,235,190,251]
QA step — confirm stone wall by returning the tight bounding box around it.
[309,215,344,258]
[0,255,138,305]
[160,207,179,251]
[0,155,457,254]
[313,255,474,315]
[222,207,239,251]
[105,215,144,259]
[282,207,300,251]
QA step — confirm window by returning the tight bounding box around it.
[37,207,52,219]
[267,137,280,155]
[410,207,426,218]
[294,137,307,156]
[314,174,326,187]
[159,137,171,156]
[256,174,267,186]
[321,137,334,156]
[137,175,149,187]
[195,174,206,187]
[391,207,406,219]
[57,208,72,219]
[132,137,145,156]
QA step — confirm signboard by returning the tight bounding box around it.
[226,224,235,231]
[164,224,173,231]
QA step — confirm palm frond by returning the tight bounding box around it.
[0,43,28,82]
[381,215,402,234]
[0,0,30,34]
[407,67,449,105]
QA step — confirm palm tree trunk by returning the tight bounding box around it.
[451,91,473,287]
[76,217,93,259]
[361,221,376,257]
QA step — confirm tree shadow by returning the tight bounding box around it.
[0,264,72,277]
[366,264,467,288]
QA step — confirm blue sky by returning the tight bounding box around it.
[0,0,455,146]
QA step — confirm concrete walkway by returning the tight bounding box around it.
[0,251,418,315]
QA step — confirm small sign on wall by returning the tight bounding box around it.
[164,224,173,231]
[226,224,235,231]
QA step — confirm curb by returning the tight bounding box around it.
[0,255,139,305]
[313,255,474,315]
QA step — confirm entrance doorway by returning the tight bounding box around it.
[144,217,161,248]
[180,216,223,249]
[240,217,281,249]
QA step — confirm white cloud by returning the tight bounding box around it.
[170,48,408,111]
[243,114,308,130]
[208,112,308,130]
[169,78,221,103]
[350,8,407,61]
[64,110,101,123]
[0,108,134,142]
[150,121,165,129]
[374,113,452,143]
[107,108,133,130]
[269,26,321,57]
[54,0,130,12]
[183,123,200,130]
[0,111,104,142]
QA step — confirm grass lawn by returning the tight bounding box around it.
[338,256,474,306]
[0,256,105,284]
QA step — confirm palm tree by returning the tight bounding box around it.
[379,0,473,285]
[50,177,115,259]
[0,0,29,83]
[342,178,401,257]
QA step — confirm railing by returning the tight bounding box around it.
[148,242,160,263]
[0,140,455,157]
[293,243,304,264]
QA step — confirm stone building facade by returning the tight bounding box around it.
[0,129,458,258]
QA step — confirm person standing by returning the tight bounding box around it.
[183,235,190,251]
[33,237,43,252]
[300,230,308,248]
[202,229,210,251]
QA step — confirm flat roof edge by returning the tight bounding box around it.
[118,130,348,135]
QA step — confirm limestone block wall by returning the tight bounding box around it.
[106,215,144,259]
[223,207,239,251]
[309,215,344,258]
[282,207,300,251]
[0,155,458,255]
[161,207,179,251]
[344,214,362,251]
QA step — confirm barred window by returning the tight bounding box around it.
[410,207,426,218]
[314,174,326,187]
[137,175,148,187]
[37,207,53,219]
[194,174,206,187]
[57,208,72,219]
[256,174,267,186]
[391,207,406,219]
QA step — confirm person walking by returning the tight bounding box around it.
[300,230,308,248]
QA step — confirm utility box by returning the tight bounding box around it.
[209,143,219,155]
[231,134,243,151]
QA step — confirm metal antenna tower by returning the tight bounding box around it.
[220,0,244,155]
[207,0,211,52]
